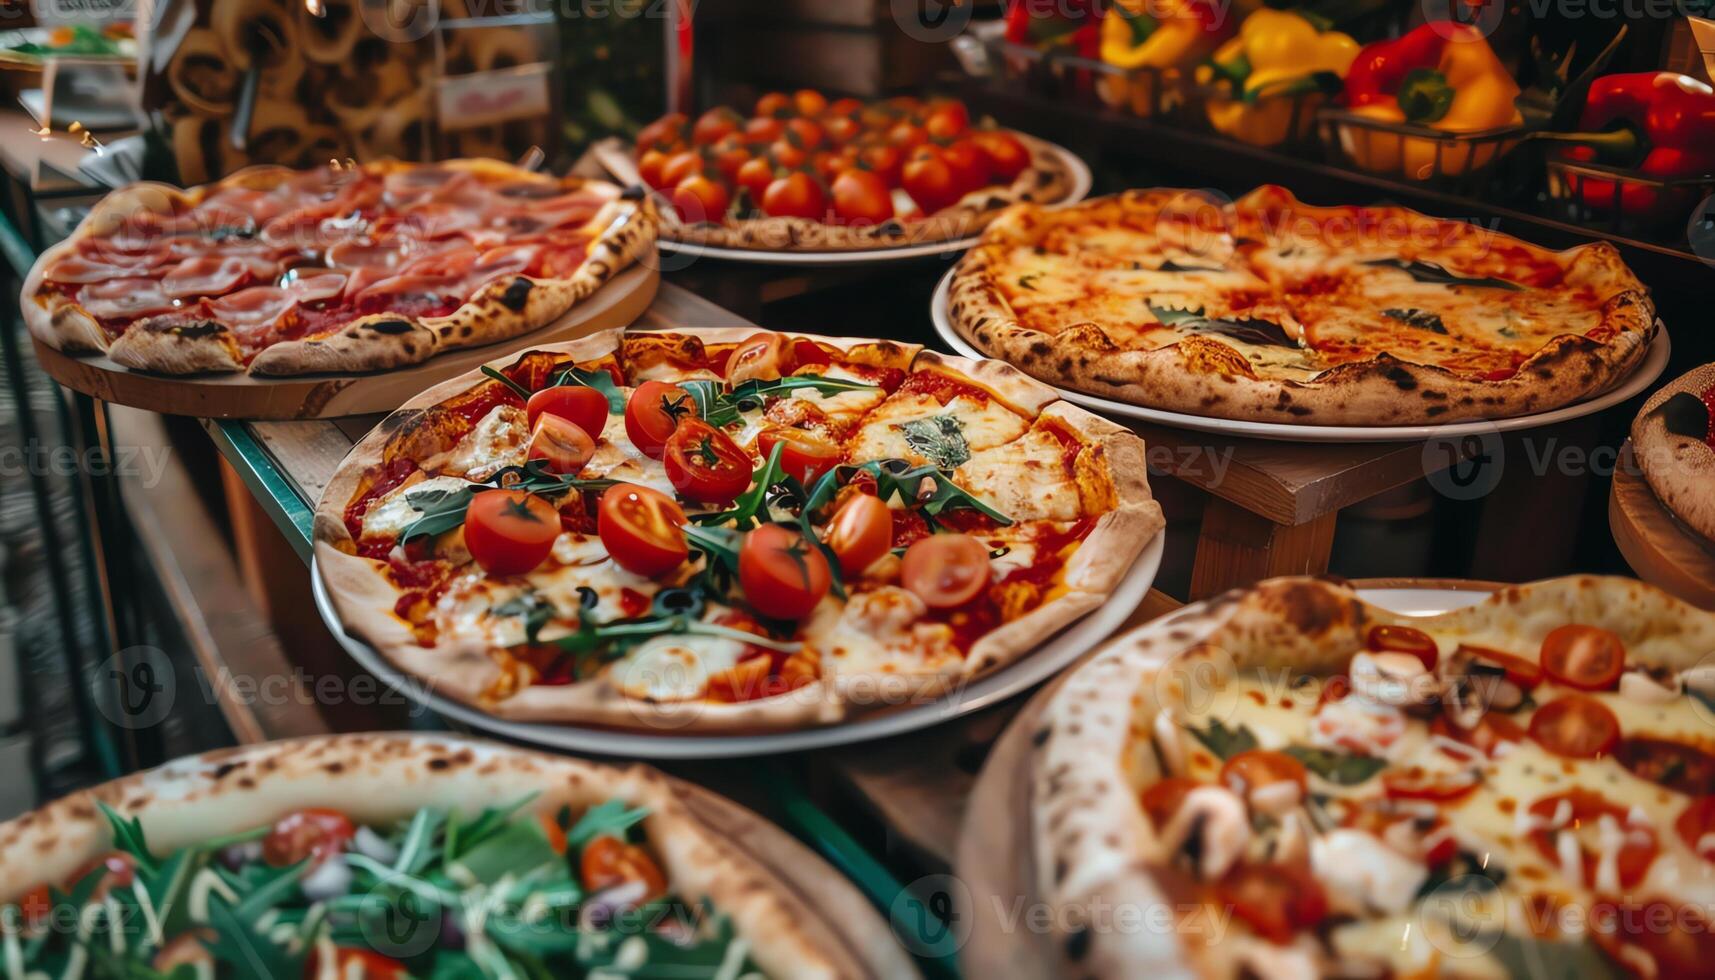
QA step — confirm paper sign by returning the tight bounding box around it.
[436,62,551,130]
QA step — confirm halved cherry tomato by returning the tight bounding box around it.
[1140,777,1202,830]
[792,89,828,116]
[1618,737,1715,797]
[1540,625,1626,690]
[736,156,777,204]
[1215,863,1329,944]
[972,130,1031,182]
[16,883,52,928]
[636,112,687,152]
[1528,788,1658,889]
[831,168,894,226]
[464,490,559,576]
[1529,694,1621,759]
[761,171,827,220]
[754,91,792,118]
[1678,796,1715,862]
[923,101,970,139]
[1456,644,1543,688]
[262,808,355,867]
[664,419,752,505]
[825,492,891,576]
[1381,763,1481,801]
[901,534,990,609]
[1367,624,1439,670]
[307,947,407,979]
[690,107,741,145]
[580,835,668,902]
[757,428,842,485]
[527,414,595,476]
[1220,750,1307,806]
[624,380,697,459]
[597,484,688,578]
[738,523,832,620]
[902,145,963,214]
[726,331,792,384]
[526,384,608,436]
[1590,899,1715,980]
[1431,711,1525,756]
[538,811,568,855]
[668,174,730,224]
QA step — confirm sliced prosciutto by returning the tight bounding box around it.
[45,254,150,284]
[209,285,296,329]
[162,255,277,298]
[75,278,174,320]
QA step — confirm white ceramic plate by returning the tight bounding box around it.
[930,267,1674,443]
[657,141,1092,267]
[1356,586,1492,617]
[313,531,1164,759]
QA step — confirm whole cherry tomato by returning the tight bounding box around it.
[902,145,963,214]
[709,134,752,183]
[736,156,777,205]
[624,380,697,458]
[940,138,992,192]
[823,114,861,146]
[637,149,670,189]
[664,419,752,505]
[831,168,893,226]
[597,484,688,578]
[887,119,929,150]
[739,524,832,620]
[636,112,687,152]
[825,97,863,119]
[464,490,559,576]
[668,174,730,224]
[972,130,1031,182]
[659,150,704,189]
[784,117,824,150]
[923,101,970,139]
[690,107,740,145]
[743,116,785,143]
[768,136,808,170]
[792,89,829,116]
[854,141,903,187]
[754,91,793,118]
[761,171,827,220]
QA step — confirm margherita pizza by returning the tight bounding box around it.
[313,327,1162,732]
[0,734,849,978]
[1032,576,1715,979]
[950,185,1656,425]
[22,159,656,376]
[1633,363,1715,545]
[619,90,1076,252]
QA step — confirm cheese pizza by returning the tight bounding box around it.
[1633,363,1715,545]
[313,327,1162,732]
[1032,576,1715,979]
[950,185,1656,425]
[22,159,656,376]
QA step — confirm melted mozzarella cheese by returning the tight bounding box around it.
[847,393,1027,466]
[808,587,958,676]
[361,475,472,538]
[446,405,527,480]
[582,410,675,498]
[953,428,1081,523]
[612,632,746,701]
[528,557,658,622]
[1311,829,1428,916]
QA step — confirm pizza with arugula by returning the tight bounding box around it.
[23,159,655,376]
[0,735,849,978]
[313,328,1162,732]
[949,185,1656,425]
[1031,576,1715,979]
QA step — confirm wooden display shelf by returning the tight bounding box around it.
[1610,440,1715,609]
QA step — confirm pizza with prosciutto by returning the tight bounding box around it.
[22,159,655,376]
[0,734,854,978]
[313,327,1162,732]
[1032,576,1715,979]
[1632,362,1715,545]
[950,185,1656,425]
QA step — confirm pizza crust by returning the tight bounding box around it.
[1633,362,1715,544]
[313,328,1163,733]
[643,132,1076,253]
[1029,576,1715,979]
[0,733,844,980]
[22,161,658,378]
[950,187,1657,426]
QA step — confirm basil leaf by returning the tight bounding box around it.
[494,592,558,645]
[901,414,971,470]
[451,819,561,886]
[1148,304,1297,348]
[400,485,478,545]
[1362,258,1522,291]
[1484,933,1623,980]
[1186,719,1257,760]
[1382,308,1448,334]
[479,364,531,401]
[1282,746,1387,785]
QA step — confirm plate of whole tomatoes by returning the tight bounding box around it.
[592,89,1090,265]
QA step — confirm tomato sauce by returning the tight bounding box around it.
[933,518,1094,653]
[344,457,418,544]
[898,370,990,406]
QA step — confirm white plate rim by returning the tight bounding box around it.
[930,266,1674,443]
[1355,586,1492,617]
[312,531,1163,759]
[656,141,1092,267]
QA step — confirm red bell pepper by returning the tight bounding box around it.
[1005,0,1100,53]
[1344,23,1453,112]
[1553,72,1715,225]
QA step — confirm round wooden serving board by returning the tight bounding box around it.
[29,263,659,420]
[674,780,921,980]
[1611,440,1715,610]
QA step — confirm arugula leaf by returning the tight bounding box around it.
[806,459,1012,528]
[1283,746,1387,785]
[901,414,971,470]
[685,375,878,429]
[494,592,559,645]
[680,379,736,427]
[1186,719,1257,760]
[1483,933,1623,980]
[201,892,303,979]
[556,365,627,413]
[96,802,159,877]
[400,484,479,545]
[566,800,651,850]
[575,911,757,976]
[1362,258,1523,291]
[1382,308,1448,334]
[691,441,786,529]
[480,364,532,401]
[452,819,561,886]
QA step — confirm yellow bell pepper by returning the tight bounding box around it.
[1097,0,1233,116]
[1337,22,1523,179]
[1198,10,1359,146]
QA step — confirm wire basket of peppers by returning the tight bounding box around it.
[1088,0,1230,120]
[989,0,1106,102]
[1318,22,1524,192]
[1540,72,1715,241]
[1195,9,1360,150]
